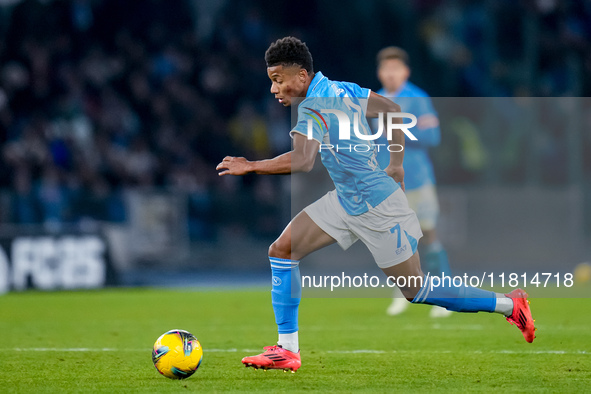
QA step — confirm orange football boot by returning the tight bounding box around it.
[505,288,536,343]
[241,345,301,372]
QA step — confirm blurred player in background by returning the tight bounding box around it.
[217,37,536,373]
[374,47,452,318]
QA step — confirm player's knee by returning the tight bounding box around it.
[268,238,291,260]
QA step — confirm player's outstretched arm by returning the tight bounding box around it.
[366,91,401,118]
[366,91,406,190]
[216,133,319,176]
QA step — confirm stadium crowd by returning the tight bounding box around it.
[0,0,589,237]
[0,0,291,236]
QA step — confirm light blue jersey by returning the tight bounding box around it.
[291,72,399,216]
[376,81,440,190]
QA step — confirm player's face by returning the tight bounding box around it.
[378,59,410,93]
[267,65,308,107]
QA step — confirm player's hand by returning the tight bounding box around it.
[385,164,405,192]
[216,156,251,176]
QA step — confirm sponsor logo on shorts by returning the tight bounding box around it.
[395,244,408,255]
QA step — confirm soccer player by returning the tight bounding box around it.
[374,46,452,318]
[217,37,536,373]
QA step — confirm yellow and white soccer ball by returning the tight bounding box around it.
[152,329,203,379]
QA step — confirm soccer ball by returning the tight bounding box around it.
[152,329,203,379]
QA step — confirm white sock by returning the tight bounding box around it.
[494,294,514,316]
[278,332,299,353]
[392,285,404,298]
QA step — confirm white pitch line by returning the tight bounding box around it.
[10,348,589,355]
[328,350,386,354]
[14,348,123,352]
[11,348,264,353]
[327,350,590,355]
[410,324,485,330]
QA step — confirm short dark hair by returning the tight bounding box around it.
[376,46,409,66]
[265,36,314,73]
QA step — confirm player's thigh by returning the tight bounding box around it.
[291,211,337,260]
[349,189,422,268]
[269,210,336,260]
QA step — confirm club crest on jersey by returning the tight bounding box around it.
[330,83,344,96]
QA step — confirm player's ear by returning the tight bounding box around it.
[299,69,308,83]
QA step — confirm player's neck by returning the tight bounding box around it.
[385,87,401,95]
[384,81,406,96]
[301,72,315,97]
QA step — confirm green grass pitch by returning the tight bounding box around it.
[0,288,590,392]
